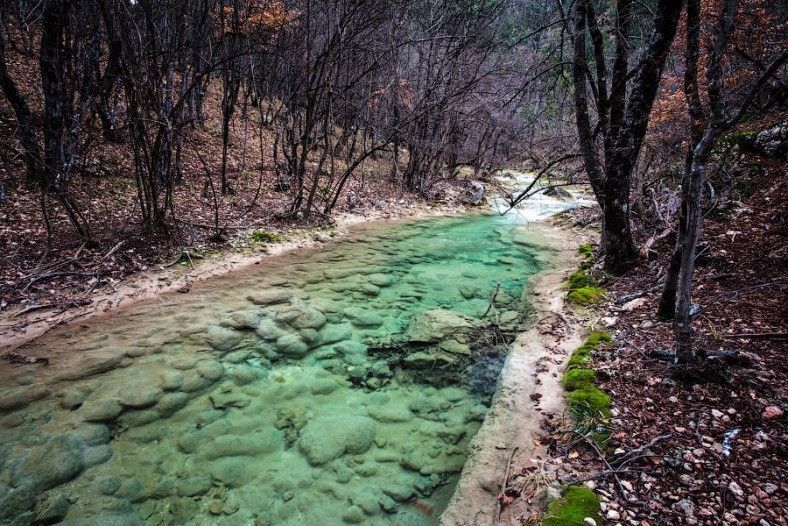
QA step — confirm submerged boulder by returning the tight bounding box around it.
[404,309,476,343]
[298,416,376,465]
[203,326,243,352]
[10,434,85,495]
[247,290,292,306]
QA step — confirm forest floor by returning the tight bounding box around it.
[529,157,787,525]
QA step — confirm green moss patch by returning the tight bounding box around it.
[563,331,612,444]
[566,270,594,290]
[562,368,595,391]
[565,269,605,306]
[577,243,593,257]
[565,331,609,370]
[250,230,282,243]
[543,485,601,526]
[567,385,611,419]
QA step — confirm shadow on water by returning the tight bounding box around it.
[0,212,555,525]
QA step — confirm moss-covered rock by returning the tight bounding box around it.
[565,269,605,306]
[567,385,611,419]
[566,270,594,290]
[566,331,610,370]
[563,332,613,445]
[542,485,601,526]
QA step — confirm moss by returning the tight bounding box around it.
[566,270,595,290]
[562,368,595,391]
[543,485,601,526]
[250,230,282,243]
[577,243,593,257]
[566,268,605,305]
[585,331,611,347]
[566,348,591,369]
[567,385,611,419]
[567,286,605,305]
[563,331,613,445]
[565,332,610,370]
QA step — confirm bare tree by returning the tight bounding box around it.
[571,0,684,274]
[656,0,787,361]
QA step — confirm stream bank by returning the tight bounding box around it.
[441,220,588,525]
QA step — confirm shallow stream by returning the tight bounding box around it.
[0,205,563,525]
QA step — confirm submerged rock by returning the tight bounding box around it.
[33,492,70,523]
[200,433,281,460]
[274,333,309,357]
[80,398,124,422]
[343,307,384,328]
[203,326,243,352]
[404,309,476,343]
[247,290,292,306]
[0,386,49,411]
[298,416,376,465]
[316,324,353,346]
[176,472,213,497]
[197,360,225,381]
[10,434,85,494]
[118,380,162,409]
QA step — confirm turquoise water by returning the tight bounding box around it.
[0,213,553,525]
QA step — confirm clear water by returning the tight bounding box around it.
[0,213,554,526]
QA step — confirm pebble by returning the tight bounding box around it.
[762,406,783,419]
[606,509,621,520]
[728,481,744,498]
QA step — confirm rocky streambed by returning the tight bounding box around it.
[0,212,557,525]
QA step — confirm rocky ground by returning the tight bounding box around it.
[528,149,787,525]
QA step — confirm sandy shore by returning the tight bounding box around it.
[441,220,588,525]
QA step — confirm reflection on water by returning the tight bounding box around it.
[0,213,555,525]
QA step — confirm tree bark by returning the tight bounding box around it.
[0,14,43,184]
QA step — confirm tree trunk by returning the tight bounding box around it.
[674,145,712,361]
[658,0,704,320]
[0,16,42,184]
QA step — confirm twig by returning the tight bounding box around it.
[22,271,97,291]
[484,283,501,317]
[100,240,126,262]
[495,446,519,522]
[612,434,674,468]
[616,284,663,305]
[579,432,628,499]
[14,303,56,317]
[721,332,787,340]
